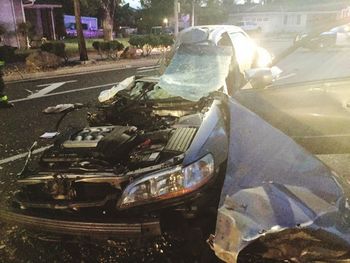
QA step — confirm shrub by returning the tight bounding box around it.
[0,45,17,63]
[41,42,67,61]
[26,51,63,70]
[129,35,147,49]
[92,41,100,51]
[120,46,137,59]
[129,34,164,56]
[92,40,124,59]
[146,34,160,47]
[159,34,174,47]
[109,40,124,52]
[129,34,173,56]
[12,49,33,63]
[98,41,110,52]
[0,24,6,36]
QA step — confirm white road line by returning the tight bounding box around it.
[28,80,78,99]
[9,82,118,103]
[137,69,159,74]
[138,65,160,70]
[277,73,297,81]
[293,133,350,139]
[24,89,34,95]
[0,145,52,166]
[37,80,78,88]
[6,64,157,84]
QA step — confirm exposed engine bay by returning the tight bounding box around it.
[41,125,198,172]
[14,77,218,213]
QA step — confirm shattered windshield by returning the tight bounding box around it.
[158,44,233,101]
[131,81,176,100]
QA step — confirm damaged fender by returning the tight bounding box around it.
[212,98,350,262]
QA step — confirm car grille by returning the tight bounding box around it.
[164,127,197,153]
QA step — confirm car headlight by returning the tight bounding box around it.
[256,48,272,68]
[118,154,215,209]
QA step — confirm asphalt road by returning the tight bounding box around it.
[0,67,138,161]
[0,66,174,263]
[1,43,350,262]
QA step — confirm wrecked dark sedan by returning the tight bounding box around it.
[1,25,350,263]
[1,25,248,247]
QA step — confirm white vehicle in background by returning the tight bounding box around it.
[235,21,261,34]
[330,23,350,46]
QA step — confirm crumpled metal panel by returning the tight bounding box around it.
[213,98,350,262]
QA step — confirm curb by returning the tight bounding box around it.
[4,58,160,83]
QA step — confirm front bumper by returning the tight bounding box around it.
[0,208,161,239]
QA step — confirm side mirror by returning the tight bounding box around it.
[255,47,273,68]
[244,66,282,89]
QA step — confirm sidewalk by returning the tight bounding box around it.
[4,56,160,83]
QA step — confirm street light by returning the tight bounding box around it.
[174,0,179,36]
[163,18,168,27]
[192,0,195,26]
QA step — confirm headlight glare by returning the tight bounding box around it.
[118,154,214,208]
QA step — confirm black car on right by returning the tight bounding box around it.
[294,23,350,49]
[294,31,337,49]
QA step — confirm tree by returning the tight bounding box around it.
[73,0,88,61]
[62,0,100,17]
[17,22,34,49]
[139,0,229,31]
[115,3,138,32]
[139,0,173,32]
[197,0,228,25]
[100,0,120,41]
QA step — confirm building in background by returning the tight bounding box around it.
[228,2,350,34]
[0,0,62,48]
[64,15,103,38]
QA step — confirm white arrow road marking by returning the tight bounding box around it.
[28,80,77,99]
[24,89,34,95]
[10,82,119,103]
[0,145,52,166]
[277,73,297,81]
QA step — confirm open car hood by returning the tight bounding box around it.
[212,98,350,262]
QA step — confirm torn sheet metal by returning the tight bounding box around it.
[98,76,135,103]
[213,98,350,262]
[158,44,232,102]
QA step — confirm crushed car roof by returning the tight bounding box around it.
[177,25,246,46]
